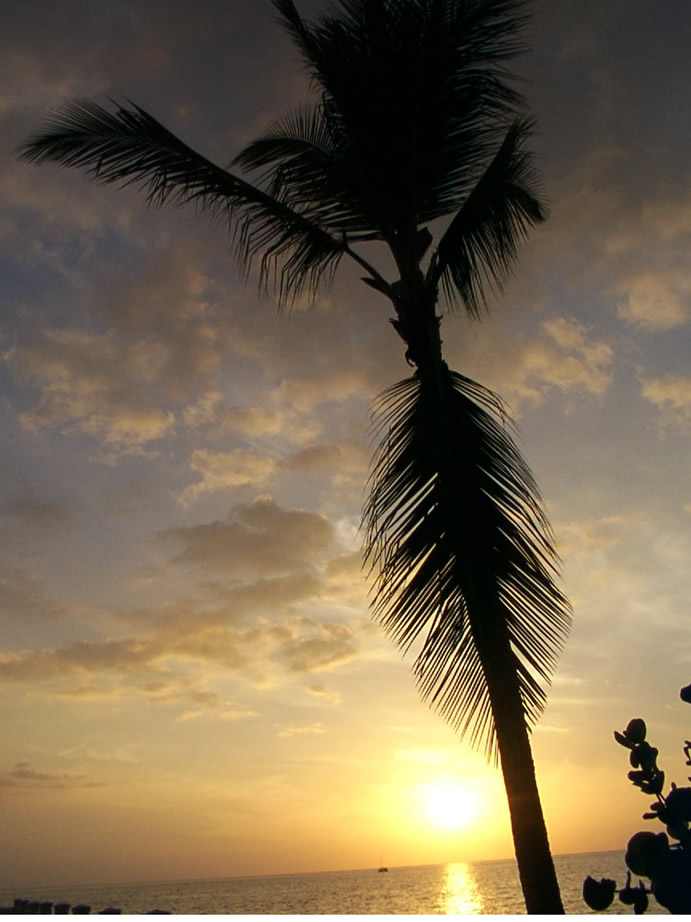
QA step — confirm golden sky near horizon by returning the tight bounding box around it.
[2,0,691,889]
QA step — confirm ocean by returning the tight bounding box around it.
[0,851,666,915]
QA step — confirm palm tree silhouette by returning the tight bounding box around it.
[21,0,571,912]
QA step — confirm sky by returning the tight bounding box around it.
[2,0,691,891]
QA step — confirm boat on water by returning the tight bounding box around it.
[377,867,388,873]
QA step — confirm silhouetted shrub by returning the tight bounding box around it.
[583,684,691,913]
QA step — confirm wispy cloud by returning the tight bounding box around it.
[278,623,358,673]
[176,690,257,723]
[451,314,613,412]
[277,722,327,738]
[0,761,103,790]
[0,486,75,532]
[6,328,176,458]
[4,243,223,460]
[180,438,370,503]
[307,683,342,705]
[0,559,67,620]
[640,374,691,430]
[181,449,278,502]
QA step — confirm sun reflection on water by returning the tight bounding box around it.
[439,861,484,915]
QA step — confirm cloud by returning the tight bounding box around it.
[282,439,369,476]
[617,272,690,331]
[0,498,363,692]
[533,724,570,735]
[554,163,691,336]
[161,496,334,576]
[321,551,369,608]
[307,683,342,704]
[325,551,363,583]
[0,637,162,683]
[451,315,613,412]
[57,741,140,765]
[640,375,691,430]
[278,623,358,673]
[198,571,324,616]
[181,438,370,503]
[269,368,372,415]
[181,449,278,503]
[183,392,284,438]
[3,243,225,460]
[52,677,257,725]
[277,722,327,738]
[52,684,129,700]
[520,317,613,400]
[0,559,67,620]
[0,606,358,690]
[0,761,103,790]
[216,282,397,416]
[0,487,75,532]
[176,691,257,723]
[104,249,221,403]
[555,516,627,560]
[6,329,176,458]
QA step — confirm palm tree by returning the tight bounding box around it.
[20,0,571,912]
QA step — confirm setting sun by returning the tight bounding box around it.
[419,778,482,832]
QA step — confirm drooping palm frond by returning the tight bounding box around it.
[430,117,547,318]
[271,0,533,243]
[363,368,571,757]
[19,99,345,304]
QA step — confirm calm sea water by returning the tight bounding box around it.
[0,851,667,915]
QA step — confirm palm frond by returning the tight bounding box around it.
[232,102,377,239]
[233,104,336,174]
[363,368,571,757]
[429,117,547,318]
[19,99,344,305]
[271,0,534,241]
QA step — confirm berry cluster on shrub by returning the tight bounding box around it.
[583,684,691,914]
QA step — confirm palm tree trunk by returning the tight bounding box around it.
[498,723,565,913]
[449,504,564,914]
[391,287,564,914]
[474,619,565,913]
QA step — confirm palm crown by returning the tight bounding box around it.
[23,0,544,314]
